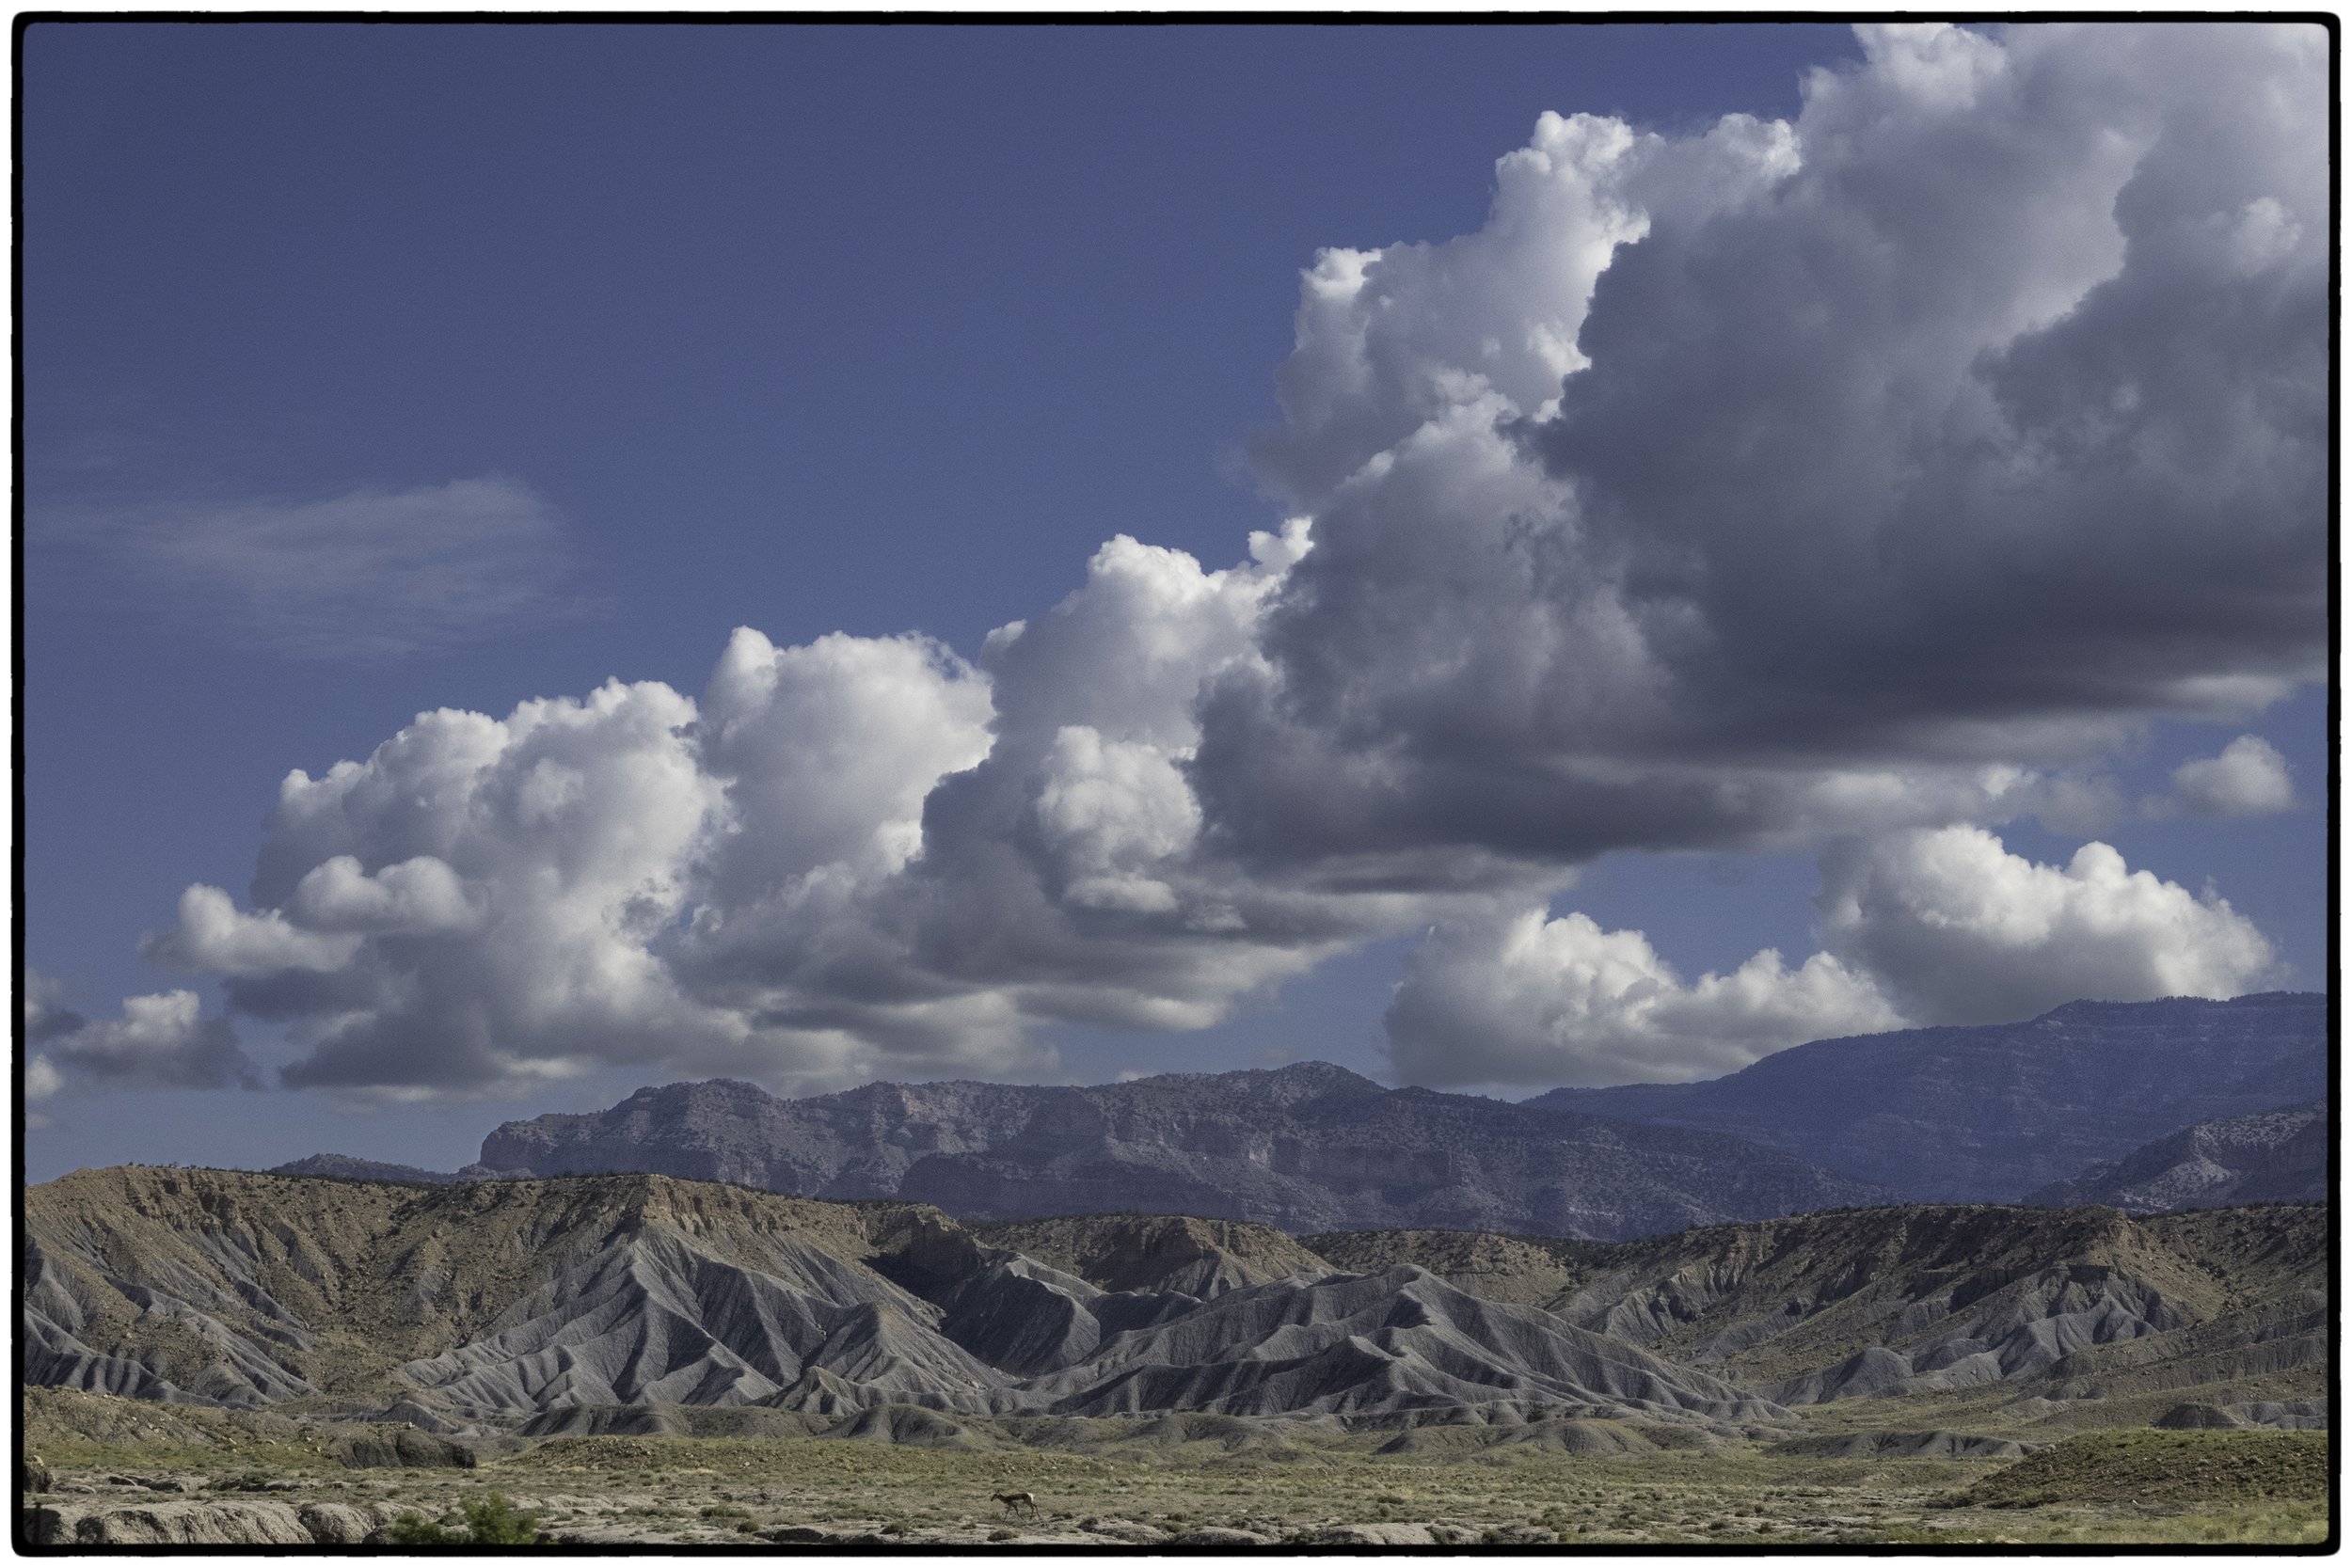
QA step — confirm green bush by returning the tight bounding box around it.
[389,1490,544,1546]
[387,1513,451,1545]
[462,1489,547,1546]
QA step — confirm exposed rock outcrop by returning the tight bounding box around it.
[24,1500,318,1546]
[2026,1102,2324,1213]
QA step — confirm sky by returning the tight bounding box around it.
[21,21,2330,1180]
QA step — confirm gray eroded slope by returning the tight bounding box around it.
[1316,1203,2328,1412]
[27,1168,2319,1436]
[21,1167,1786,1433]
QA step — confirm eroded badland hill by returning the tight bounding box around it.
[19,1165,2329,1546]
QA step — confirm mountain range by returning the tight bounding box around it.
[460,1060,1887,1242]
[1526,993,2326,1202]
[280,992,2326,1237]
[24,1166,2324,1440]
[248,994,2334,1239]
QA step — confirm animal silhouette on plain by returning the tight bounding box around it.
[993,1491,1038,1516]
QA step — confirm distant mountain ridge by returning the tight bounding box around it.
[2026,1102,2326,1214]
[269,1154,467,1185]
[468,1061,1886,1242]
[1523,993,2327,1203]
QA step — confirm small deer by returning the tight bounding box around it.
[992,1490,1038,1516]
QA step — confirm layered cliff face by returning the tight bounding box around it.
[24,1167,2325,1439]
[1524,993,2327,1202]
[2026,1102,2326,1213]
[469,1061,1889,1242]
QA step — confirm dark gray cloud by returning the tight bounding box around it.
[1198,23,2323,878]
[23,972,87,1046]
[40,990,259,1092]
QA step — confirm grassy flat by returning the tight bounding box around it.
[1957,1429,2329,1510]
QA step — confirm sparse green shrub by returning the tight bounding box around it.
[388,1513,452,1545]
[463,1489,546,1545]
[988,1527,1017,1542]
[389,1489,544,1545]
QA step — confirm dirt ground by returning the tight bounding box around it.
[22,1425,2329,1547]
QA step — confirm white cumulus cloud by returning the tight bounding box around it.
[26,1055,64,1102]
[1388,825,2280,1087]
[1820,827,2279,1026]
[286,855,483,935]
[1386,909,1901,1088]
[2162,735,2296,817]
[145,885,364,975]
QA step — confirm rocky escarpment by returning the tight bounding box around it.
[1525,993,2326,1202]
[2025,1102,2325,1213]
[469,1060,1889,1241]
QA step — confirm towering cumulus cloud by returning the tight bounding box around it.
[87,23,2317,1099]
[1200,21,2321,871]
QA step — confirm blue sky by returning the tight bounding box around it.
[23,23,2328,1180]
